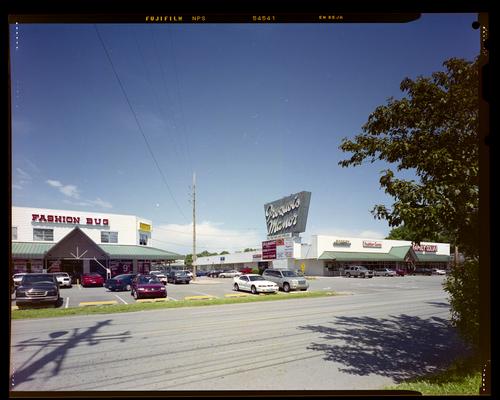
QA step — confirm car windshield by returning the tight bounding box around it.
[54,273,68,277]
[22,275,54,284]
[139,276,160,284]
[175,272,187,276]
[281,271,299,277]
[249,276,265,281]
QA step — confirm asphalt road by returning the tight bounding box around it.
[10,276,471,392]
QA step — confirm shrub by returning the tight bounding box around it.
[443,259,480,351]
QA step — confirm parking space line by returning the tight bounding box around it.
[77,284,81,290]
[114,294,128,304]
[167,296,178,301]
[65,297,69,309]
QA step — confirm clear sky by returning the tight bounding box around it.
[10,14,480,255]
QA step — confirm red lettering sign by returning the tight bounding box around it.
[32,214,110,226]
[87,218,93,224]
[32,214,39,221]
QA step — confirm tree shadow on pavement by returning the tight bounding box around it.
[299,314,472,383]
[11,319,132,388]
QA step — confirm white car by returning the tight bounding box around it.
[52,272,72,287]
[233,274,279,294]
[149,270,168,284]
[12,273,28,288]
[432,268,447,275]
[219,270,242,278]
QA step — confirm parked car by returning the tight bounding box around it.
[261,269,309,292]
[81,273,105,287]
[104,273,137,291]
[185,271,193,279]
[413,267,433,276]
[15,273,61,308]
[373,267,396,277]
[12,273,28,288]
[219,270,242,278]
[239,267,253,274]
[131,274,167,299]
[432,268,447,275]
[196,270,208,277]
[395,268,406,276]
[52,272,72,288]
[207,269,223,278]
[233,274,279,294]
[343,265,374,278]
[149,270,168,284]
[167,270,191,284]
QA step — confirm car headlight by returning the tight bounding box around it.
[138,287,146,291]
[160,286,166,290]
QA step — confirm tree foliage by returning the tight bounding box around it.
[339,58,479,257]
[339,58,480,349]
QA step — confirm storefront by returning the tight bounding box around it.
[11,206,183,280]
[195,235,450,276]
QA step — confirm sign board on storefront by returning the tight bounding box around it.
[412,244,437,252]
[262,240,277,260]
[363,240,382,248]
[262,238,294,260]
[264,191,311,237]
[139,222,152,232]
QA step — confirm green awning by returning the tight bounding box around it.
[11,242,54,258]
[415,253,450,262]
[12,241,183,261]
[99,244,182,260]
[318,251,402,262]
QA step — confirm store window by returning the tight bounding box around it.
[139,233,148,246]
[101,231,118,243]
[12,226,18,240]
[33,228,53,241]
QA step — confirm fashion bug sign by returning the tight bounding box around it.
[264,191,311,237]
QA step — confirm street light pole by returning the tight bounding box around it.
[192,172,197,280]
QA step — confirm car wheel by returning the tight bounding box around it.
[233,283,239,291]
[345,273,350,278]
[360,273,365,278]
[251,285,257,294]
[283,283,290,292]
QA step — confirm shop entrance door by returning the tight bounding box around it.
[61,259,83,284]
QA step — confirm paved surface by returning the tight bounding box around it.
[11,275,447,308]
[10,276,471,391]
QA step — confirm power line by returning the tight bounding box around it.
[94,25,189,223]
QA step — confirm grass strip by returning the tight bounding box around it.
[11,290,338,320]
[384,356,483,395]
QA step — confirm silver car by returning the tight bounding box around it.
[261,269,309,292]
[373,268,397,277]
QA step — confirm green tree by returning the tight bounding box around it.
[386,225,452,244]
[339,58,480,349]
[243,248,257,252]
[219,250,230,255]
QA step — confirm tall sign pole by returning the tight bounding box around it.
[192,172,197,280]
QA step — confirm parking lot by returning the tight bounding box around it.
[11,274,447,309]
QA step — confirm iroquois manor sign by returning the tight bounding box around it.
[264,191,311,236]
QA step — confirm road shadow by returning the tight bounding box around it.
[299,314,472,382]
[11,319,131,388]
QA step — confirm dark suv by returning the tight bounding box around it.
[15,273,61,308]
[167,270,191,284]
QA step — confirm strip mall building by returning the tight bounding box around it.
[195,191,450,276]
[11,206,182,280]
[195,235,450,276]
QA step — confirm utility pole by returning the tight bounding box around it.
[192,172,197,280]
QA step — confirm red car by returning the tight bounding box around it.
[395,268,406,276]
[131,274,167,300]
[81,273,105,287]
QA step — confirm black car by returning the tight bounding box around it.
[413,267,433,276]
[104,274,137,291]
[207,269,223,278]
[167,270,191,284]
[15,273,61,308]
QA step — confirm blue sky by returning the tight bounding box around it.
[10,14,480,254]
